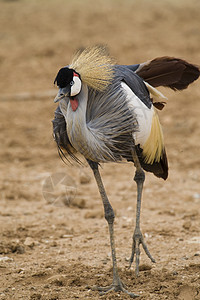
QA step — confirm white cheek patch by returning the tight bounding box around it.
[71,75,82,97]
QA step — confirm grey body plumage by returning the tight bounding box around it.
[58,66,150,163]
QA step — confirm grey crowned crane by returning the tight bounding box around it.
[52,46,200,298]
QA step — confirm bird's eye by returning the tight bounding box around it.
[70,81,74,86]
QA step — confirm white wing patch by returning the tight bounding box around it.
[144,81,168,102]
[121,81,154,147]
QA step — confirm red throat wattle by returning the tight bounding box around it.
[70,98,79,111]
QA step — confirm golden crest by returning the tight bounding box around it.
[69,45,115,92]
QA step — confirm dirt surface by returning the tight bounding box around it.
[0,0,200,299]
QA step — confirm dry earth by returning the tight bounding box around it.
[0,0,200,299]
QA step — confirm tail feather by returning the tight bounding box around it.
[136,57,200,90]
[136,145,168,180]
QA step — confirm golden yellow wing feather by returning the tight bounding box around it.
[142,110,164,164]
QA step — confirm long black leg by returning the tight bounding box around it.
[87,160,138,298]
[129,148,155,276]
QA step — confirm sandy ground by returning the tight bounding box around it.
[0,0,200,299]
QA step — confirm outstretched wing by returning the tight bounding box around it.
[119,58,199,179]
[128,57,200,90]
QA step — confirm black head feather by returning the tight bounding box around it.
[54,67,74,88]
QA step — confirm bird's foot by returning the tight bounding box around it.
[129,227,155,276]
[91,278,139,298]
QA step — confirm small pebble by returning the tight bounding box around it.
[79,171,91,184]
[127,206,133,211]
[15,245,25,254]
[71,197,86,209]
[84,210,103,219]
[50,241,57,247]
[61,235,73,238]
[17,268,25,273]
[0,256,13,262]
[172,271,178,276]
[139,264,152,271]
[181,256,189,260]
[24,237,35,247]
[0,293,6,298]
[183,221,191,230]
[193,193,200,199]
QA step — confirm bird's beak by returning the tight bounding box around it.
[54,87,70,103]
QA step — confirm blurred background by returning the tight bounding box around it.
[0,0,200,299]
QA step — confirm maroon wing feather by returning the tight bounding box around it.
[136,57,200,90]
